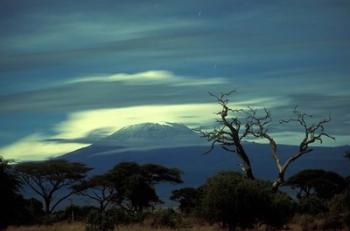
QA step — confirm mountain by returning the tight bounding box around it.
[60,122,349,200]
[95,122,205,150]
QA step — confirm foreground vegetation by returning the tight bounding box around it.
[2,155,349,230]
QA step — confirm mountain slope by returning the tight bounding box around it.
[59,122,349,200]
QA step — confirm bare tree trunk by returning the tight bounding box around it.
[44,197,51,216]
[236,144,254,179]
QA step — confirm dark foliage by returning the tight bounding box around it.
[298,195,328,215]
[85,210,115,231]
[151,209,183,229]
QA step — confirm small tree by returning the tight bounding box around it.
[345,151,350,161]
[15,159,91,216]
[170,187,200,214]
[108,162,183,213]
[199,91,334,190]
[286,169,346,200]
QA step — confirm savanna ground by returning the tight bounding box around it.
[6,221,348,231]
[5,222,218,231]
[5,223,269,231]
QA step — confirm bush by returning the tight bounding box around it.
[295,214,319,231]
[263,191,296,227]
[319,215,343,231]
[298,195,328,215]
[170,187,200,215]
[328,189,350,228]
[151,208,184,229]
[85,210,115,231]
[199,171,295,231]
[15,197,45,225]
[107,208,146,224]
[53,205,97,222]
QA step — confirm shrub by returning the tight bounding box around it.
[199,171,295,231]
[151,208,183,229]
[85,210,115,231]
[107,208,146,224]
[319,215,343,231]
[298,195,328,215]
[170,187,200,214]
[263,191,296,227]
[295,214,318,231]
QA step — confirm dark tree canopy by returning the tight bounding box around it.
[15,159,91,215]
[108,162,183,213]
[286,169,346,200]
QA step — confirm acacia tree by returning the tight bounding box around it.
[286,169,346,199]
[199,91,334,190]
[74,174,117,213]
[170,187,201,214]
[15,159,91,216]
[108,162,183,213]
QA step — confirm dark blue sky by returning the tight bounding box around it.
[0,0,349,160]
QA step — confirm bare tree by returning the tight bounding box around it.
[199,91,334,190]
[197,91,255,179]
[242,106,334,191]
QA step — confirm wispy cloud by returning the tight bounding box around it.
[68,70,226,86]
[0,98,288,160]
[0,134,87,161]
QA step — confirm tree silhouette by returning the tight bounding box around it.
[0,156,21,230]
[15,159,91,216]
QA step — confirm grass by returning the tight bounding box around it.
[2,223,314,231]
[6,222,221,231]
[6,220,350,231]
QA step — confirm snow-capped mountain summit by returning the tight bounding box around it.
[87,122,205,153]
